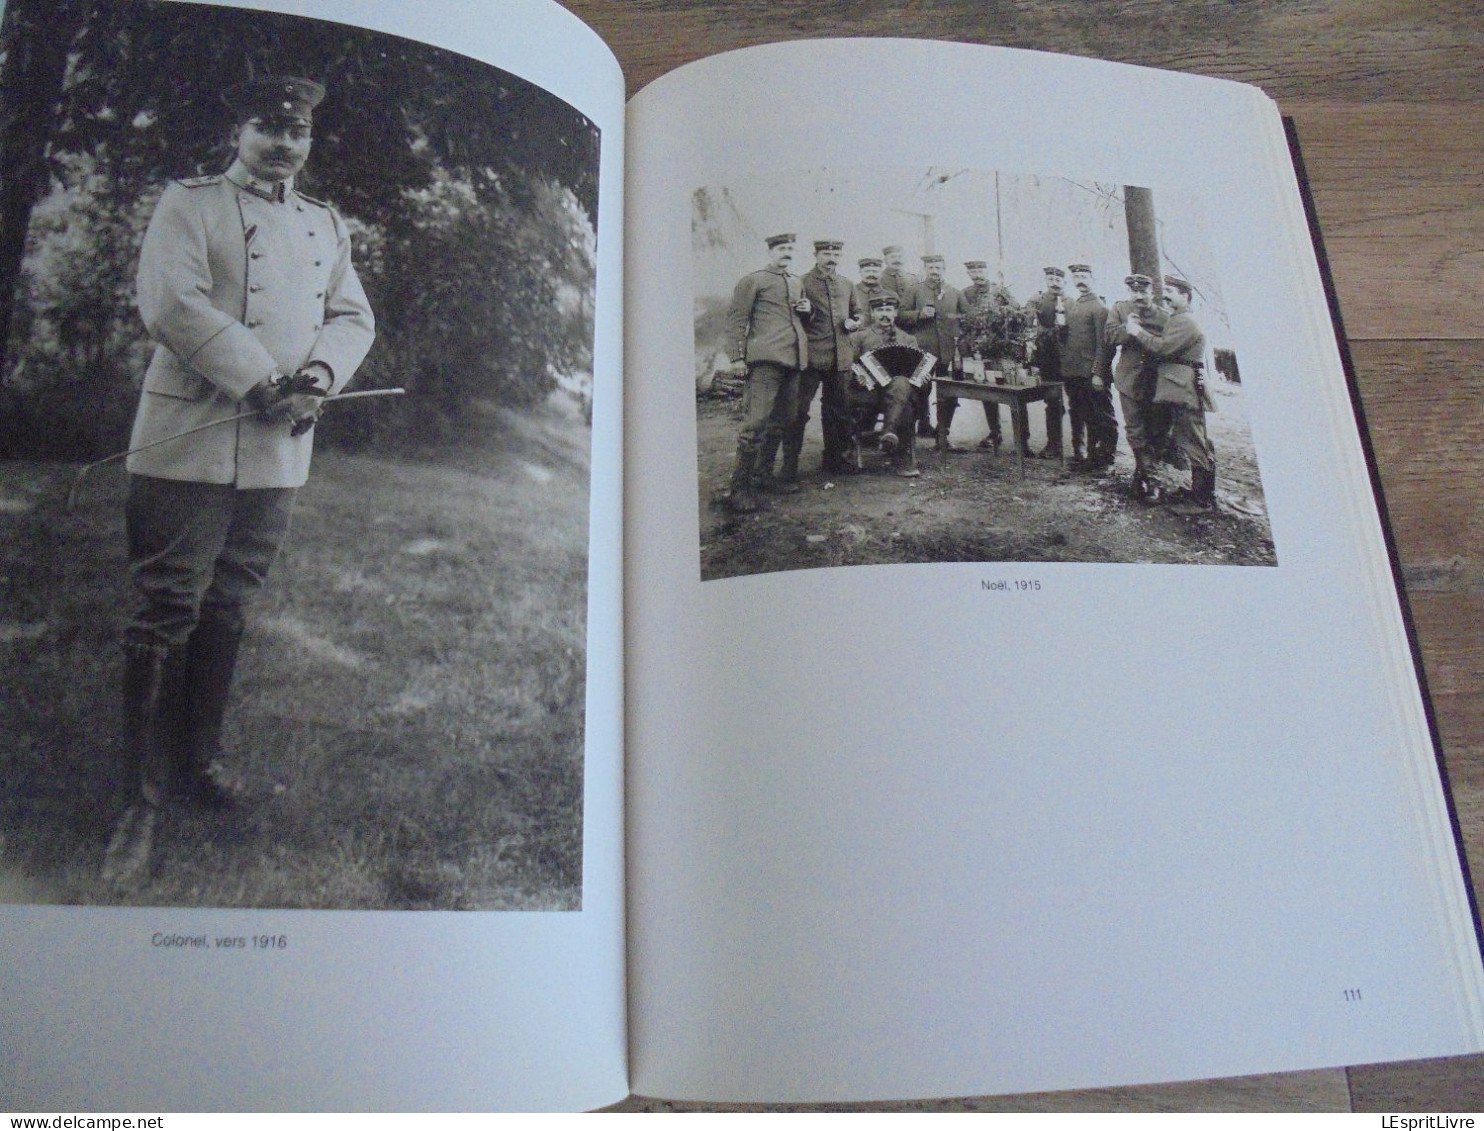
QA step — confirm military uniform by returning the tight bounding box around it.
[722,242,808,503]
[847,321,920,469]
[1025,279,1070,457]
[109,77,373,866]
[959,273,1017,448]
[899,268,969,447]
[1130,287,1215,507]
[129,169,373,488]
[792,259,861,475]
[879,248,919,303]
[1062,281,1115,466]
[1100,296,1168,460]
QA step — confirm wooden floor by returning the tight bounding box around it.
[572,0,1484,1112]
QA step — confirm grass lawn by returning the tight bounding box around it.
[0,396,590,911]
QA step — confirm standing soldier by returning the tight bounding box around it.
[899,254,968,448]
[789,239,863,478]
[879,245,919,303]
[1098,272,1169,501]
[107,76,375,879]
[853,256,890,315]
[959,259,1014,451]
[1126,276,1216,513]
[1025,266,1070,459]
[721,233,809,511]
[1062,263,1114,469]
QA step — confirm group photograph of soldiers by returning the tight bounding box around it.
[0,1,599,910]
[693,167,1277,581]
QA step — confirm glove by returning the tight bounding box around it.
[283,366,330,436]
[244,379,293,423]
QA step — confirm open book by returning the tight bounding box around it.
[2,0,1481,1112]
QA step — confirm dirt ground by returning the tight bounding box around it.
[698,380,1276,581]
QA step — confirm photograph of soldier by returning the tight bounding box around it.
[1099,272,1171,502]
[853,256,890,314]
[791,239,863,479]
[721,232,809,511]
[1025,266,1069,459]
[691,167,1276,581]
[105,74,376,881]
[958,260,1018,452]
[847,293,922,477]
[1126,276,1217,514]
[879,244,920,303]
[1063,263,1117,469]
[899,254,969,449]
[0,0,600,910]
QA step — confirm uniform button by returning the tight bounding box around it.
[316,291,324,298]
[247,318,262,328]
[296,204,305,212]
[250,251,262,259]
[313,323,321,330]
[249,284,262,293]
[307,230,315,237]
[314,260,323,266]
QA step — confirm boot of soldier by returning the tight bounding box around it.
[1129,451,1154,503]
[936,401,960,452]
[772,440,803,494]
[1037,405,1064,459]
[180,616,245,810]
[102,644,169,887]
[726,442,761,512]
[915,388,935,438]
[752,432,782,493]
[1170,465,1217,515]
[120,643,171,807]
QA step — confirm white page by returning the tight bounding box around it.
[624,39,1484,1103]
[0,0,627,1111]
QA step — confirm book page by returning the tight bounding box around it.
[0,0,626,1111]
[624,40,1484,1103]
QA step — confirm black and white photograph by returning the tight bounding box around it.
[693,166,1276,582]
[0,1,599,910]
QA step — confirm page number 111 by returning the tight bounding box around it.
[1343,988,1363,1002]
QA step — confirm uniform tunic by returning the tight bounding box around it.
[127,162,375,489]
[847,324,921,444]
[724,266,807,370]
[879,267,919,303]
[1131,308,1214,472]
[724,265,808,470]
[1062,289,1115,457]
[898,279,967,366]
[122,161,375,647]
[1099,298,1169,458]
[794,267,862,468]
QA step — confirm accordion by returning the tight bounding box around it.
[851,345,938,390]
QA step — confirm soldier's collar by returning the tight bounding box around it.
[224,160,292,202]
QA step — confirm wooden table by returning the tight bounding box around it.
[933,376,1065,476]
[576,0,1484,1112]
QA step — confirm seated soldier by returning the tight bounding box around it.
[847,293,922,478]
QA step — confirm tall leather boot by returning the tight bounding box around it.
[180,616,244,809]
[1129,450,1154,503]
[978,402,1002,451]
[936,399,959,452]
[915,386,935,438]
[1038,401,1064,459]
[773,436,803,494]
[1069,393,1086,463]
[101,644,169,886]
[754,432,781,490]
[1170,465,1217,515]
[726,441,761,512]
